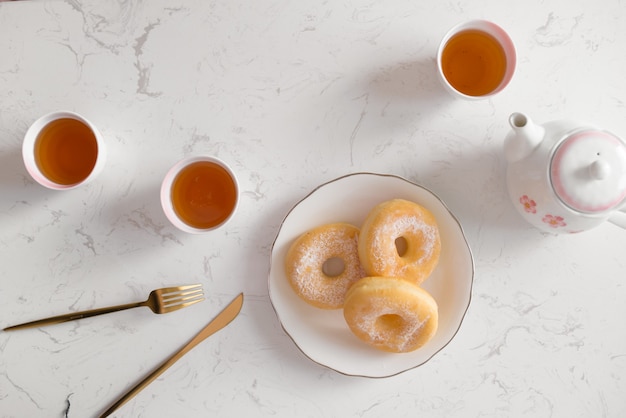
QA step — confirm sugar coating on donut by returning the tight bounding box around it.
[285,223,365,309]
[343,276,438,353]
[359,199,441,285]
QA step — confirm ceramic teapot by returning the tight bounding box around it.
[504,112,626,234]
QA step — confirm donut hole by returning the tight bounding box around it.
[376,314,405,333]
[322,257,345,277]
[395,236,408,257]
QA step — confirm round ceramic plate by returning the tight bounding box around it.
[268,173,474,378]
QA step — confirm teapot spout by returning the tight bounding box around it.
[504,112,545,163]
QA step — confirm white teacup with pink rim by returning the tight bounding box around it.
[437,20,516,99]
[22,111,106,190]
[160,155,239,234]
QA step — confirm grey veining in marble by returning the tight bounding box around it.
[1,0,625,417]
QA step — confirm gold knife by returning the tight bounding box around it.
[99,292,244,418]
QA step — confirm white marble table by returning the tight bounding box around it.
[1,1,625,417]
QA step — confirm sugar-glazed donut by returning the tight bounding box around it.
[285,223,365,309]
[343,276,438,353]
[358,199,441,285]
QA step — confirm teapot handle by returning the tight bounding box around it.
[608,210,626,230]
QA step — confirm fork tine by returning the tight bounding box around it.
[159,284,202,294]
[161,297,205,313]
[162,289,205,306]
[153,284,204,314]
[162,286,203,297]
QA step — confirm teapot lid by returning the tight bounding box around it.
[550,129,626,214]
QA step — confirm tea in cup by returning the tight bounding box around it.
[22,111,106,189]
[160,156,239,233]
[437,20,516,99]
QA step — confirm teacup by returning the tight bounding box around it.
[437,20,516,99]
[160,155,239,233]
[22,111,106,190]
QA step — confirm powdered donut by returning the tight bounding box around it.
[358,199,441,285]
[343,276,438,353]
[285,223,366,309]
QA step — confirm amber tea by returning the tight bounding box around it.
[170,160,238,230]
[437,20,516,99]
[34,118,99,185]
[441,29,507,97]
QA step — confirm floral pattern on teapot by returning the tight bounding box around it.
[519,194,568,229]
[542,214,566,229]
[519,195,536,214]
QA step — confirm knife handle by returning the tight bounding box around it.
[99,342,194,418]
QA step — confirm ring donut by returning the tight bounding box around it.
[343,276,438,353]
[285,223,365,309]
[358,199,441,285]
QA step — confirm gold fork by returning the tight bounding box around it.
[3,284,205,331]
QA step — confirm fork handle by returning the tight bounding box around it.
[3,301,145,331]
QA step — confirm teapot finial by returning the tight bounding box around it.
[589,159,610,180]
[504,112,545,163]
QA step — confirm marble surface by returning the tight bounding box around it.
[1,0,625,417]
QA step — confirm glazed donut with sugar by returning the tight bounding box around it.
[285,223,365,309]
[343,276,438,353]
[358,199,441,285]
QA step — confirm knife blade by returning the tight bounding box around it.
[99,292,244,418]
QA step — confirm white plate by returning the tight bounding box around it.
[268,173,474,377]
